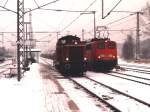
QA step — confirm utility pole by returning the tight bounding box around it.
[136,12,140,60]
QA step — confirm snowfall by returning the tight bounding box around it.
[0,58,150,112]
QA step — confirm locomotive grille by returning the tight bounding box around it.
[69,46,83,62]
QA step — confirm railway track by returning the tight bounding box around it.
[110,64,150,86]
[70,77,121,112]
[40,58,118,111]
[120,64,150,69]
[40,58,150,111]
[70,76,150,112]
[107,71,150,86]
[119,64,150,74]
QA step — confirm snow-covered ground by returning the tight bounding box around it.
[0,59,109,112]
[0,63,46,112]
[0,58,150,112]
[118,58,150,66]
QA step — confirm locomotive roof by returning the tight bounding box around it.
[57,35,80,45]
[59,35,80,41]
[91,38,110,41]
[85,38,116,45]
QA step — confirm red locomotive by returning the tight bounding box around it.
[54,35,87,75]
[85,38,118,71]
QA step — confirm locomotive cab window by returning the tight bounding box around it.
[98,42,105,49]
[108,42,116,49]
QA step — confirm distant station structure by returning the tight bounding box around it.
[30,49,41,63]
[20,48,41,63]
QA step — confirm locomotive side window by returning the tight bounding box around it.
[98,42,105,49]
[108,42,116,49]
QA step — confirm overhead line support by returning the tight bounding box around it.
[17,0,24,81]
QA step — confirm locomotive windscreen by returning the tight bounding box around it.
[69,46,83,61]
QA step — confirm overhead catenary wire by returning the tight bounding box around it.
[24,0,61,14]
[104,4,150,34]
[0,0,16,13]
[106,13,136,26]
[40,8,95,13]
[32,12,59,31]
[0,0,60,14]
[79,11,137,33]
[39,7,96,34]
[60,0,97,32]
[85,15,146,36]
[32,9,141,35]
[96,12,139,34]
[0,0,148,37]
[38,8,96,32]
[57,0,75,32]
[0,0,139,32]
[33,0,40,7]
[0,5,16,13]
[98,22,150,32]
[102,0,122,19]
[103,21,150,33]
[3,0,8,7]
[129,21,150,30]
[83,13,136,33]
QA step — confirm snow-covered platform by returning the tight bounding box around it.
[0,62,79,112]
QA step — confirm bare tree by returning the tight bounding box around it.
[122,34,135,60]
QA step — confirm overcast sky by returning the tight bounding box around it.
[0,0,149,51]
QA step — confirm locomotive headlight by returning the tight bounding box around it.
[98,56,101,59]
[100,54,105,57]
[65,57,69,61]
[108,54,113,57]
[75,42,78,44]
[84,57,87,61]
[98,54,104,59]
[113,56,116,58]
